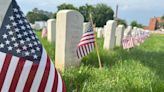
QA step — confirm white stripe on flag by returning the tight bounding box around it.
[0,52,6,73]
[80,35,94,41]
[77,49,81,59]
[78,39,95,46]
[45,61,55,92]
[82,45,87,56]
[88,43,92,52]
[91,43,94,50]
[82,32,94,37]
[15,60,33,92]
[57,72,63,92]
[1,56,19,92]
[80,47,84,57]
[30,48,47,92]
[85,44,90,54]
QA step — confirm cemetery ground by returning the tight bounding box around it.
[36,31,164,92]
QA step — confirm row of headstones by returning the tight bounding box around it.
[45,10,148,71]
[83,20,148,50]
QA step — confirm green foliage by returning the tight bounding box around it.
[57,3,78,11]
[117,19,127,27]
[26,8,52,23]
[93,4,114,27]
[79,4,95,22]
[161,15,164,20]
[56,3,114,27]
[35,31,55,61]
[36,31,164,92]
[130,20,143,28]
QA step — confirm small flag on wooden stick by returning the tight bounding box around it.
[76,22,95,59]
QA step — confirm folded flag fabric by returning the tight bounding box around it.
[0,0,66,92]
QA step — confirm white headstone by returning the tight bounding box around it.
[47,19,56,44]
[55,10,84,71]
[103,25,107,38]
[131,27,137,36]
[83,22,89,34]
[103,20,117,49]
[115,25,125,46]
[124,26,132,37]
[0,0,11,27]
[34,21,47,30]
[97,28,103,38]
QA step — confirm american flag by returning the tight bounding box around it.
[76,22,95,59]
[0,0,66,92]
[132,36,140,46]
[41,27,47,38]
[122,36,134,49]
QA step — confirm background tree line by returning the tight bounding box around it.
[26,3,144,28]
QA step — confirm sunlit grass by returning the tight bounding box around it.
[36,31,164,92]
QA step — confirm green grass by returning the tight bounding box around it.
[35,31,164,92]
[35,31,55,61]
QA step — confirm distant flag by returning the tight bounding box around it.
[76,22,95,59]
[0,0,66,92]
[122,36,134,49]
[41,27,47,38]
[133,36,140,46]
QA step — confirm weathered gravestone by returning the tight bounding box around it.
[103,20,117,49]
[97,28,103,38]
[124,26,132,37]
[0,0,11,27]
[131,27,137,36]
[115,25,125,46]
[83,22,89,34]
[55,10,84,71]
[103,25,107,38]
[47,19,56,44]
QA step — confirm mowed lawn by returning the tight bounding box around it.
[36,31,164,92]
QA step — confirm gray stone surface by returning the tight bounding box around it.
[103,20,117,49]
[55,10,84,71]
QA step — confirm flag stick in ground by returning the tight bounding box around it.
[89,13,102,69]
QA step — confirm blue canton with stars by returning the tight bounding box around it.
[85,23,93,33]
[0,0,42,62]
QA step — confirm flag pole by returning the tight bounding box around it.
[89,13,102,69]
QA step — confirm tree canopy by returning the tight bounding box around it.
[56,3,114,27]
[57,3,78,11]
[117,19,127,28]
[26,4,123,27]
[26,8,53,23]
[130,20,143,28]
[93,4,114,27]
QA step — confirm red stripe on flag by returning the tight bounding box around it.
[8,58,25,92]
[38,56,50,92]
[52,69,58,92]
[80,37,94,42]
[0,54,12,91]
[82,34,94,38]
[62,80,66,92]
[23,63,39,92]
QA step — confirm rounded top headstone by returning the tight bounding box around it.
[107,20,117,26]
[47,19,55,22]
[118,25,125,28]
[57,10,84,20]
